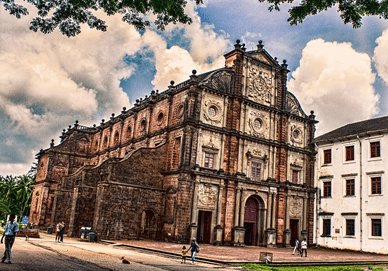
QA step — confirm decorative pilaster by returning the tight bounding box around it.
[284,195,291,247]
[214,182,224,245]
[190,180,200,240]
[233,187,245,246]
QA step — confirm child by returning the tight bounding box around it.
[181,246,187,264]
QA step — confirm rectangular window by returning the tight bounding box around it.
[345,146,354,161]
[204,152,215,169]
[346,179,355,196]
[370,142,381,158]
[372,219,382,237]
[346,219,355,236]
[323,182,331,197]
[251,162,261,181]
[324,149,332,164]
[292,170,298,184]
[323,219,331,236]
[371,177,381,194]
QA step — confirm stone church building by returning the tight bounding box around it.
[30,40,317,247]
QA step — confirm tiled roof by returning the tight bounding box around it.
[314,116,388,143]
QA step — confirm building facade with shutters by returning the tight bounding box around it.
[314,116,388,253]
[29,40,317,247]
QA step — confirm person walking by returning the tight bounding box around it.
[59,221,65,243]
[292,239,299,255]
[301,239,307,257]
[1,214,19,264]
[188,237,199,265]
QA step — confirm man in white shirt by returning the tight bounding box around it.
[301,239,307,257]
[1,215,19,264]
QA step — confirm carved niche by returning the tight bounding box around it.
[248,111,268,138]
[290,124,303,145]
[289,197,303,217]
[247,63,273,104]
[198,183,218,209]
[202,97,223,125]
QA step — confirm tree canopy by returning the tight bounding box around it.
[0,164,36,222]
[2,0,203,37]
[2,0,388,37]
[259,0,388,28]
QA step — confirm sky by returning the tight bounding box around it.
[1,0,388,176]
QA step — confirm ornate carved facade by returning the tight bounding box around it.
[30,40,317,247]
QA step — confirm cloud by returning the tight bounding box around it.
[0,0,231,176]
[288,39,379,135]
[374,28,388,86]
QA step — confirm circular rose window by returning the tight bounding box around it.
[157,112,164,125]
[253,118,262,131]
[208,106,217,118]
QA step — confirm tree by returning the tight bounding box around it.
[258,0,388,28]
[2,0,203,37]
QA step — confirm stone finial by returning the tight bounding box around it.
[170,80,175,86]
[281,59,288,69]
[50,139,54,148]
[145,95,148,99]
[309,110,316,120]
[74,120,79,128]
[156,90,159,94]
[151,90,155,95]
[62,129,66,133]
[234,39,241,50]
[68,125,72,131]
[93,124,96,127]
[101,119,105,124]
[274,57,278,63]
[257,40,264,50]
[190,69,198,82]
[241,43,246,52]
[136,99,139,104]
[122,107,126,113]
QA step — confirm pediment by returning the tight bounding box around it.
[246,50,280,67]
[286,92,307,118]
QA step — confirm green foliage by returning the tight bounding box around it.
[0,164,36,222]
[242,263,378,271]
[258,0,388,28]
[1,0,203,37]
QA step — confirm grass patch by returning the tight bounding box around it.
[241,263,379,271]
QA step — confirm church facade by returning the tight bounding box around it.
[29,40,317,247]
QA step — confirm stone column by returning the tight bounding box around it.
[284,195,291,247]
[239,190,245,227]
[234,188,241,227]
[301,194,308,241]
[233,187,245,246]
[266,192,277,247]
[214,182,224,245]
[266,192,272,229]
[190,180,200,240]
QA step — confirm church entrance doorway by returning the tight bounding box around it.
[244,197,258,245]
[243,196,266,246]
[290,219,299,246]
[197,211,212,244]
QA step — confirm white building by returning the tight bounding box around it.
[314,116,388,254]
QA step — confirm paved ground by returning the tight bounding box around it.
[113,239,388,264]
[2,232,388,270]
[0,234,234,270]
